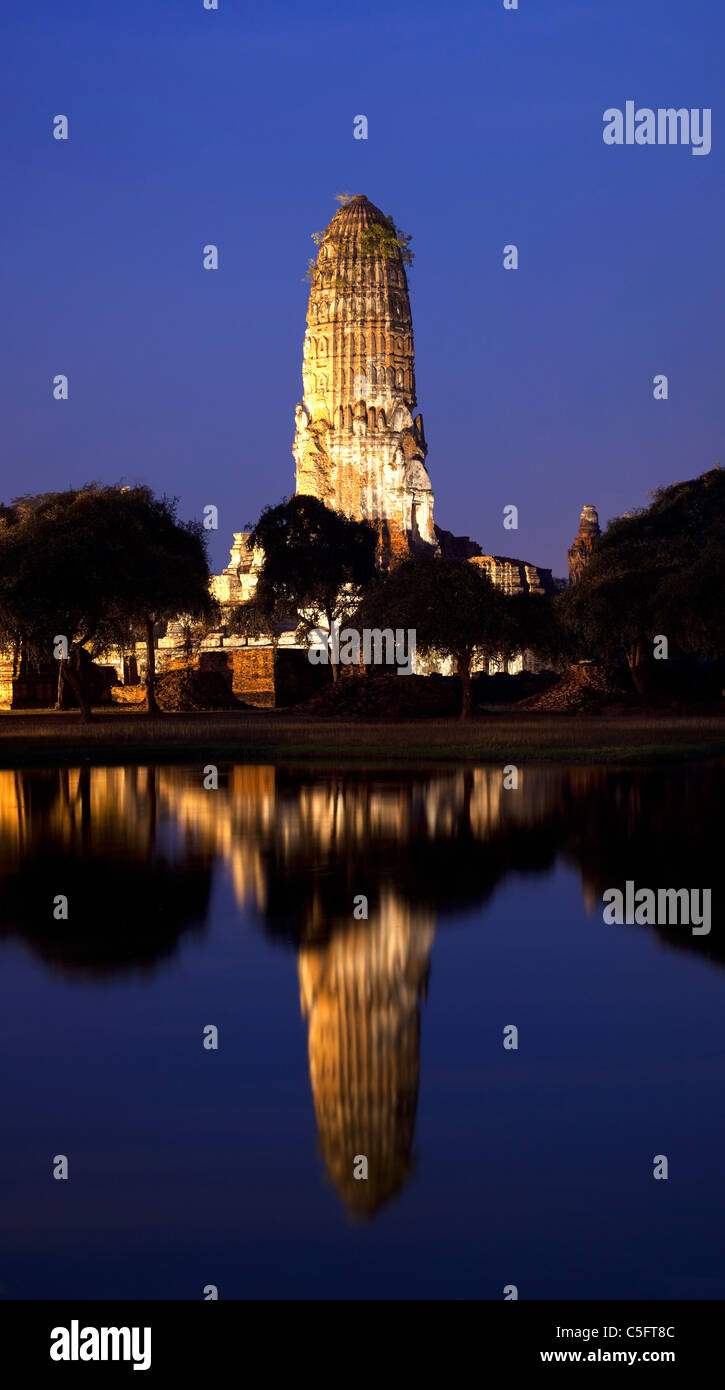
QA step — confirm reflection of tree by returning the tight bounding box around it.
[3,761,718,973]
[0,767,213,977]
[258,767,567,946]
[0,758,721,1213]
[561,764,725,966]
[227,764,721,969]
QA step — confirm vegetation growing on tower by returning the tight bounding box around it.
[359,219,414,265]
[303,207,413,285]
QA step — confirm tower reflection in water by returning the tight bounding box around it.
[299,895,434,1217]
[0,761,722,1218]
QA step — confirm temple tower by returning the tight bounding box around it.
[293,195,435,565]
[568,504,601,583]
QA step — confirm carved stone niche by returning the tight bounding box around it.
[390,403,413,431]
[352,401,368,437]
[404,457,432,493]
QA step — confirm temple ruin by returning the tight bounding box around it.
[212,195,558,622]
[1,197,598,708]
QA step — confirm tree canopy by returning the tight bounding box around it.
[0,484,211,717]
[233,495,378,679]
[357,556,510,718]
[559,467,725,694]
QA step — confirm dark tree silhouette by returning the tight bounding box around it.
[233,495,378,680]
[559,467,725,695]
[358,556,510,718]
[0,484,212,718]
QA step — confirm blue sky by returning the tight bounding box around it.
[1,0,723,576]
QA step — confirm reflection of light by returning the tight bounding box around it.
[0,771,25,857]
[0,764,569,917]
[0,765,161,861]
[299,892,435,1216]
[3,761,720,1192]
[582,881,599,914]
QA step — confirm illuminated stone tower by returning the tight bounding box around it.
[292,195,435,566]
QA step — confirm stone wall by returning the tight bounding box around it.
[0,655,57,710]
[0,655,116,710]
[158,643,328,708]
[230,647,328,708]
[470,554,555,596]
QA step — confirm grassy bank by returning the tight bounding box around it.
[0,708,724,767]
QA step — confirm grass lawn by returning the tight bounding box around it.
[0,707,724,767]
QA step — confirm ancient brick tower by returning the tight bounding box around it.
[293,195,435,566]
[568,504,601,583]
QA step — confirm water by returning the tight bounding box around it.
[1,762,723,1300]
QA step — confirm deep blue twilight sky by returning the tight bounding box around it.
[1,0,723,577]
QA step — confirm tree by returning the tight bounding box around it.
[243,495,378,681]
[503,590,573,669]
[176,612,219,667]
[559,467,725,696]
[225,588,290,648]
[101,487,213,712]
[0,485,212,719]
[357,556,510,719]
[655,520,725,660]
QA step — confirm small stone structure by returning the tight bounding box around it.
[210,532,264,605]
[227,647,328,708]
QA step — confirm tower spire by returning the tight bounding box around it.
[293,196,435,564]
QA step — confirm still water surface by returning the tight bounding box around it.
[1,762,723,1300]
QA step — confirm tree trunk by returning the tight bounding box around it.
[626,639,649,699]
[457,656,473,720]
[62,647,93,722]
[326,614,338,682]
[144,617,160,713]
[55,655,72,710]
